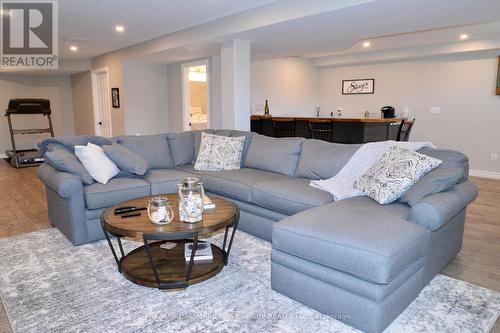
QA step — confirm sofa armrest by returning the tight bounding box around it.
[37,163,83,199]
[408,180,478,231]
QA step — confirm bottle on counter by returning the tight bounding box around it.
[264,100,270,116]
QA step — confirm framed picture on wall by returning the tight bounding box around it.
[342,79,375,95]
[111,88,120,108]
[496,56,500,96]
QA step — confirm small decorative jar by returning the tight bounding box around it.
[147,197,174,225]
[177,177,204,223]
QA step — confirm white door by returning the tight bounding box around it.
[91,68,113,137]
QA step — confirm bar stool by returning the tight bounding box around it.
[397,118,415,141]
[308,119,333,142]
[272,117,296,138]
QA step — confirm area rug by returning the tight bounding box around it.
[0,229,498,333]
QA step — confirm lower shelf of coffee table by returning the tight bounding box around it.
[121,239,225,289]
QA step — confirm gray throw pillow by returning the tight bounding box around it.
[44,149,94,185]
[166,132,195,166]
[244,134,305,176]
[117,134,174,169]
[398,167,465,206]
[102,143,149,175]
[193,129,216,162]
[354,146,442,204]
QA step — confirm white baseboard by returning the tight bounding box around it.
[469,169,500,180]
[0,153,7,159]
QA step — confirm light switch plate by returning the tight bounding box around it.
[430,107,441,115]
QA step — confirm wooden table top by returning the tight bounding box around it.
[102,194,239,239]
[250,115,402,123]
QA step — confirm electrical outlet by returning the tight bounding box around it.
[491,153,498,162]
[430,107,441,115]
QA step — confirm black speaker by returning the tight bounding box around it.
[381,106,395,118]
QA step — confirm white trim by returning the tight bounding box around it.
[91,67,113,137]
[0,153,7,159]
[181,59,210,131]
[469,169,500,180]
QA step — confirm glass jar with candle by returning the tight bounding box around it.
[177,177,204,223]
[147,197,174,225]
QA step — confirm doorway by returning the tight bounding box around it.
[182,60,209,131]
[91,67,113,137]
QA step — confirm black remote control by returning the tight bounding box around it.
[121,211,141,218]
[114,207,146,215]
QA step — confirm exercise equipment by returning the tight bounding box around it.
[5,98,54,168]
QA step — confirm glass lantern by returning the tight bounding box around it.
[177,177,204,223]
[147,197,174,225]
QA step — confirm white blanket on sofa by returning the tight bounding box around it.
[310,140,436,201]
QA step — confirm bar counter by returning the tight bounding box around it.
[250,115,402,144]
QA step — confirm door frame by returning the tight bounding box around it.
[91,66,113,136]
[181,59,210,131]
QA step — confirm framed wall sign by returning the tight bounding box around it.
[496,56,500,96]
[342,79,375,95]
[111,88,120,108]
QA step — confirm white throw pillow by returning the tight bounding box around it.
[354,146,442,204]
[194,132,245,171]
[74,142,120,184]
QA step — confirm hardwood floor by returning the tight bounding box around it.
[0,159,498,332]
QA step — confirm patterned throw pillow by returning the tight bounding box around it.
[194,133,245,171]
[354,146,442,204]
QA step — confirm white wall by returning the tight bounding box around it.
[122,61,168,135]
[251,57,319,117]
[317,56,500,174]
[0,74,74,155]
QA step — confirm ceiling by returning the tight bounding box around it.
[137,0,500,65]
[59,0,277,59]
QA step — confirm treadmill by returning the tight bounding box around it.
[5,98,54,168]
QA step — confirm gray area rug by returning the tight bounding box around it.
[0,228,498,333]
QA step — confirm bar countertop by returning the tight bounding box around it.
[250,115,402,123]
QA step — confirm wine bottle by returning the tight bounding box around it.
[264,100,270,116]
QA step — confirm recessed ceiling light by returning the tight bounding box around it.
[459,34,469,40]
[115,25,125,32]
[363,41,371,48]
[70,46,78,52]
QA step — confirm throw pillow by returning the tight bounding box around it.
[194,132,245,171]
[102,143,149,175]
[44,148,94,185]
[354,146,442,204]
[75,143,120,184]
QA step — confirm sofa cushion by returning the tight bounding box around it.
[272,197,428,284]
[418,147,469,179]
[166,132,195,166]
[252,178,334,215]
[193,129,215,161]
[230,130,255,167]
[84,178,150,210]
[399,167,465,206]
[102,143,149,175]
[117,134,174,169]
[295,140,360,180]
[145,169,196,195]
[244,134,305,176]
[200,168,288,202]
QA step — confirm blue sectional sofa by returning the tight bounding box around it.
[37,129,478,333]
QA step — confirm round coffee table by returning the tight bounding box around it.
[101,194,239,290]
